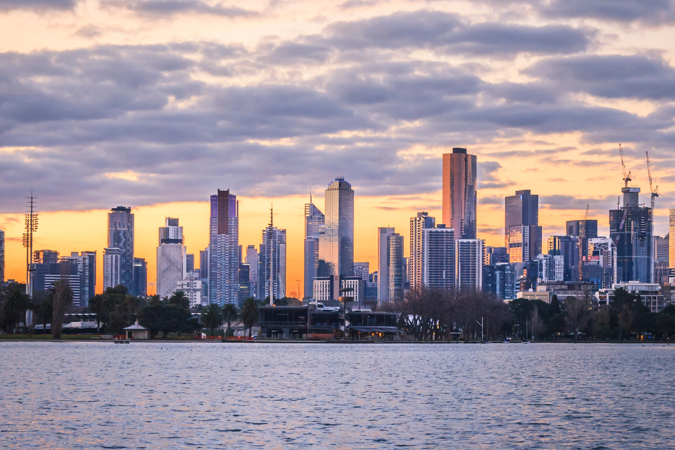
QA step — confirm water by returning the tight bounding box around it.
[1,342,673,449]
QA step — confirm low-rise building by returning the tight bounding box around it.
[596,281,669,313]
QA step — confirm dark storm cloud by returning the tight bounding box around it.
[526,55,675,100]
[0,0,76,11]
[102,0,258,17]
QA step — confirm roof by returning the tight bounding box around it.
[124,323,147,330]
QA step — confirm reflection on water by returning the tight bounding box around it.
[1,342,673,448]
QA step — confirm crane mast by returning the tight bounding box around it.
[646,151,659,210]
[619,144,632,188]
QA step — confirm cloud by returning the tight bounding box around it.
[0,0,76,11]
[542,0,675,24]
[102,0,259,18]
[526,54,675,100]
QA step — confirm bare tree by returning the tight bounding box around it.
[565,296,591,340]
[530,308,544,341]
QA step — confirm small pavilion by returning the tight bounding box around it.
[124,321,150,340]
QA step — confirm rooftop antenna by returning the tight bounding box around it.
[619,144,632,188]
[22,191,38,297]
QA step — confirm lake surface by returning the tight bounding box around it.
[1,342,673,449]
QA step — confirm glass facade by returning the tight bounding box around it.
[505,190,542,263]
[304,200,324,299]
[442,148,477,239]
[209,190,239,306]
[319,178,354,277]
[422,227,455,290]
[378,227,395,301]
[108,206,134,291]
[409,212,435,290]
[387,233,404,302]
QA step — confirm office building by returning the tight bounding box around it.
[209,189,239,306]
[505,190,542,263]
[108,206,134,290]
[484,246,509,266]
[133,258,147,297]
[0,230,4,282]
[484,262,516,300]
[535,253,564,282]
[378,227,396,301]
[177,271,203,308]
[304,198,325,299]
[199,249,209,279]
[584,237,617,289]
[103,248,122,290]
[157,218,186,299]
[319,178,354,277]
[388,233,404,302]
[245,245,259,299]
[654,235,669,263]
[34,249,59,264]
[342,276,366,307]
[32,261,82,305]
[455,239,483,290]
[60,252,96,306]
[547,236,580,281]
[610,186,652,283]
[313,276,337,302]
[409,212,435,290]
[566,220,599,239]
[259,226,286,302]
[422,226,455,290]
[186,254,194,273]
[670,210,675,269]
[443,148,477,239]
[354,262,369,281]
[238,264,251,305]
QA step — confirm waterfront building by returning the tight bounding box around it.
[259,226,286,302]
[245,245,259,299]
[132,258,147,297]
[409,212,435,290]
[388,233,404,302]
[318,178,354,277]
[442,148,477,239]
[156,217,186,299]
[103,248,121,289]
[208,189,239,306]
[378,227,396,301]
[304,197,325,299]
[422,226,455,290]
[610,186,653,283]
[108,206,134,291]
[505,190,542,263]
[455,239,483,289]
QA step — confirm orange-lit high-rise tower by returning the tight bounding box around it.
[442,148,477,239]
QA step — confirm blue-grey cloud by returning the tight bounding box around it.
[526,54,675,100]
[0,0,76,11]
[102,0,259,17]
[542,0,675,24]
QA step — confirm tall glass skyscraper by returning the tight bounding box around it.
[319,178,354,277]
[304,197,324,299]
[442,148,477,239]
[107,206,134,290]
[409,212,435,290]
[388,233,404,302]
[260,226,286,303]
[0,229,4,282]
[156,217,186,299]
[610,187,653,283]
[378,227,395,301]
[209,189,239,305]
[505,190,542,264]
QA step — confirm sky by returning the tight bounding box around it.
[2,0,675,297]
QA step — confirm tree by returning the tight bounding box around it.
[201,304,223,338]
[564,296,591,340]
[223,304,238,336]
[241,297,259,338]
[5,286,31,333]
[50,280,73,339]
[169,291,190,310]
[34,295,53,335]
[530,307,544,341]
[88,294,105,333]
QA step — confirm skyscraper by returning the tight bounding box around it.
[156,217,186,299]
[610,186,653,283]
[547,236,580,281]
[388,233,404,302]
[103,248,121,290]
[61,251,96,306]
[670,209,675,269]
[246,245,259,299]
[422,225,455,290]
[443,148,477,239]
[304,197,325,299]
[108,206,134,290]
[133,258,147,297]
[209,189,239,306]
[566,220,599,239]
[199,248,209,279]
[409,212,435,290]
[185,254,195,273]
[378,227,395,301]
[319,178,354,277]
[0,230,4,282]
[259,226,286,302]
[455,239,483,290]
[505,190,542,263]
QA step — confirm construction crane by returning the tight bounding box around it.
[578,204,590,282]
[646,151,659,210]
[619,143,631,188]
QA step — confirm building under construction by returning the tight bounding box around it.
[610,187,653,283]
